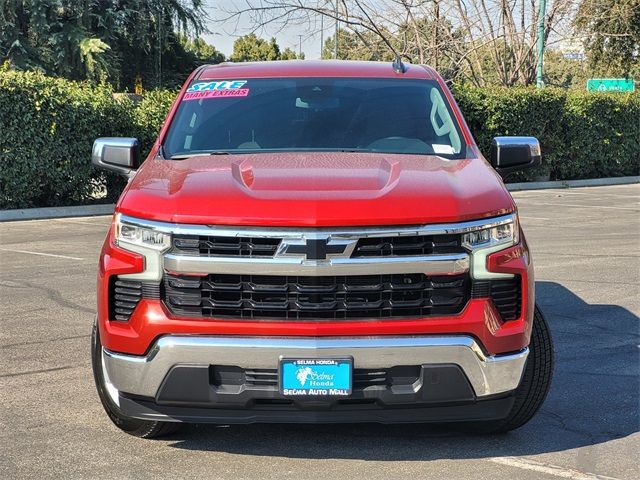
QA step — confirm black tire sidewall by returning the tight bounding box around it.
[91,318,166,436]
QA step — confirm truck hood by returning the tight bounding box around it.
[117,152,514,227]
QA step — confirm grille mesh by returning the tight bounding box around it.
[172,236,280,257]
[163,273,470,320]
[352,234,463,257]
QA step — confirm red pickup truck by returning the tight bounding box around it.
[91,60,553,438]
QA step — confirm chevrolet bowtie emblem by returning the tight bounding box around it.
[276,237,356,260]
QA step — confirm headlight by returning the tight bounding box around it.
[463,214,519,280]
[114,214,171,251]
[462,215,519,250]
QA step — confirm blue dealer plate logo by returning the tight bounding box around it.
[280,358,352,396]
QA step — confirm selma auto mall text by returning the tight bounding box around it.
[283,389,350,396]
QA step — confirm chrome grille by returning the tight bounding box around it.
[171,233,464,258]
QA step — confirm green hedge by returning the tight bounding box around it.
[0,71,130,208]
[454,85,640,181]
[1,71,638,209]
[0,71,178,208]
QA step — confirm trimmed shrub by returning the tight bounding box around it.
[453,85,640,181]
[454,86,566,181]
[0,71,133,209]
[561,92,640,179]
[1,70,638,209]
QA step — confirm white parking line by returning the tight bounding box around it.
[488,457,621,480]
[533,191,639,199]
[519,216,551,221]
[53,218,111,226]
[526,202,639,211]
[0,247,84,261]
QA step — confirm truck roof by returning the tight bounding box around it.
[197,60,435,80]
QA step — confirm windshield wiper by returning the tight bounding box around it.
[170,151,231,159]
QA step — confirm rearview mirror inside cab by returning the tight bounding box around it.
[490,136,541,176]
[92,137,140,177]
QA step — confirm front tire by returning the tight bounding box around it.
[91,318,180,438]
[461,304,554,433]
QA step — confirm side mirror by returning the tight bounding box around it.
[490,136,541,176]
[92,138,140,177]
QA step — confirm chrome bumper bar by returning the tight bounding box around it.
[163,253,469,276]
[103,336,528,399]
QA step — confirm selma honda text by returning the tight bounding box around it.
[91,60,553,438]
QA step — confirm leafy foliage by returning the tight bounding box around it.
[561,91,640,178]
[454,85,640,181]
[133,89,180,158]
[574,0,640,77]
[1,71,637,209]
[0,0,211,89]
[230,34,304,62]
[177,34,226,65]
[0,69,133,208]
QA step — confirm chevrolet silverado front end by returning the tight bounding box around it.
[91,60,553,438]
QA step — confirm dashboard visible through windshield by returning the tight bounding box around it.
[163,77,466,159]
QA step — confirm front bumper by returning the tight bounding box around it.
[103,334,528,423]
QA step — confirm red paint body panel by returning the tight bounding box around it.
[117,153,513,226]
[99,61,531,359]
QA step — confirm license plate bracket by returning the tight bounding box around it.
[279,358,352,397]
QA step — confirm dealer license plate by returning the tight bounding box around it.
[280,358,352,396]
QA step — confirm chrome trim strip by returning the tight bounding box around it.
[118,213,516,239]
[163,252,469,276]
[103,336,528,399]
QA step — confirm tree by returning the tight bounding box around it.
[177,34,226,64]
[574,0,640,77]
[280,47,304,60]
[322,28,393,61]
[230,33,304,61]
[221,0,579,86]
[0,0,207,89]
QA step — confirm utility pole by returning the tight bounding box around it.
[536,0,546,88]
[157,5,162,88]
[334,0,338,59]
[298,34,303,57]
[320,13,324,59]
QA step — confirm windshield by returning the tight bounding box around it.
[163,77,466,159]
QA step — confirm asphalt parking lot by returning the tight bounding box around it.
[1,184,638,480]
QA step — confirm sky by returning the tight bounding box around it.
[202,2,336,59]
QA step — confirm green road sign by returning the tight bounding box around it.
[587,78,635,92]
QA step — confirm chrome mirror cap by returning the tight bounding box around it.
[92,137,140,177]
[490,136,541,175]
